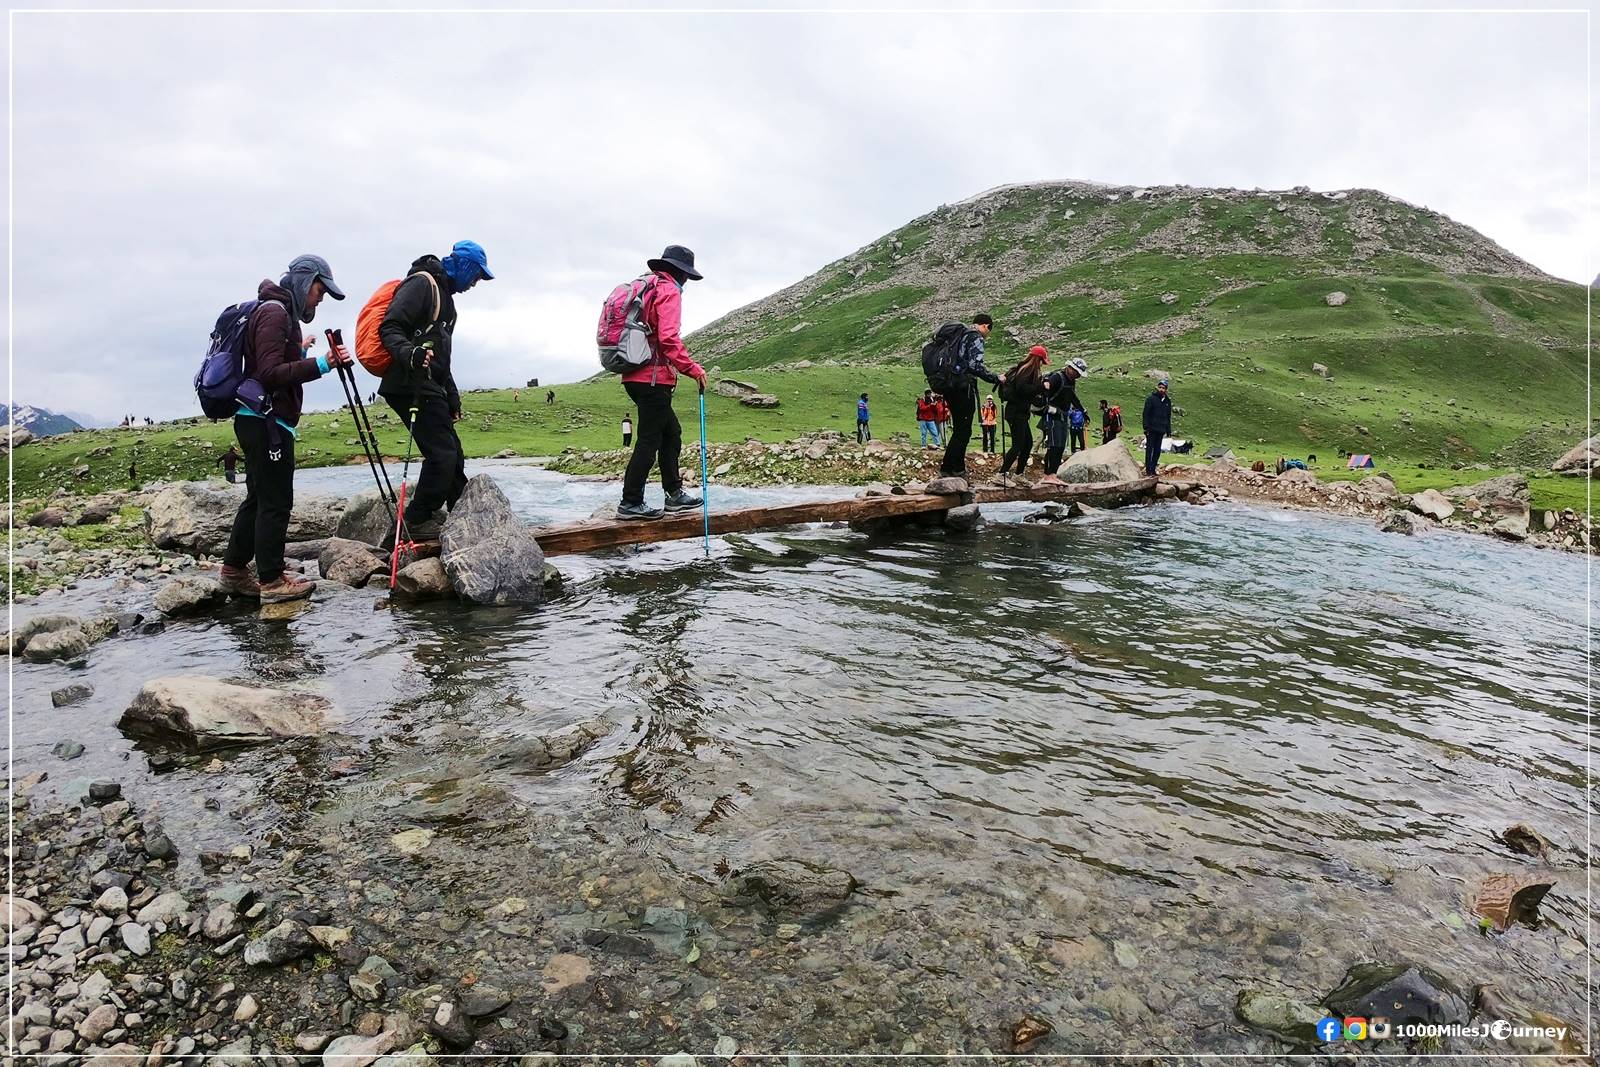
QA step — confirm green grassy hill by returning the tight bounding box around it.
[12,181,1591,513]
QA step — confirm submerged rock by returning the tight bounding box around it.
[319,538,387,587]
[440,476,546,606]
[723,857,857,919]
[50,683,94,707]
[1495,823,1552,859]
[119,675,330,748]
[10,613,82,656]
[1324,963,1469,1026]
[22,627,90,663]
[1059,441,1143,485]
[1473,872,1555,931]
[1378,510,1426,536]
[394,558,449,600]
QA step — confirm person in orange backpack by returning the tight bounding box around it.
[375,240,493,544]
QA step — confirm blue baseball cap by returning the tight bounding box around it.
[451,240,494,281]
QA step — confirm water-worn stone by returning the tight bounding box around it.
[943,503,981,530]
[88,779,121,801]
[318,539,387,587]
[9,613,82,656]
[52,739,85,760]
[335,491,412,547]
[323,1031,397,1067]
[153,575,227,617]
[1325,291,1348,306]
[1473,872,1555,931]
[1059,441,1143,485]
[724,858,857,918]
[51,683,94,707]
[1324,962,1469,1025]
[145,483,342,556]
[243,919,318,966]
[924,476,968,495]
[133,890,190,925]
[460,986,511,1017]
[1550,434,1599,475]
[540,953,592,995]
[428,1000,474,1049]
[78,1003,117,1042]
[1493,515,1529,541]
[1378,510,1425,536]
[22,627,90,663]
[1235,989,1325,1044]
[119,922,151,956]
[1410,488,1454,521]
[94,886,128,914]
[440,476,546,606]
[394,558,449,600]
[1495,823,1551,859]
[119,675,329,748]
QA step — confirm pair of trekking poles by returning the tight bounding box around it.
[324,328,424,587]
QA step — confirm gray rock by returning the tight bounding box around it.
[1311,362,1330,377]
[1235,989,1325,1044]
[440,476,546,606]
[9,613,83,656]
[1410,488,1454,521]
[119,676,329,749]
[77,1003,117,1042]
[724,858,857,919]
[87,780,121,802]
[22,627,89,663]
[394,557,450,600]
[1059,441,1144,485]
[322,1032,397,1067]
[51,740,85,761]
[1550,433,1600,474]
[1278,468,1317,486]
[349,972,385,1002]
[924,476,968,495]
[50,684,94,707]
[243,920,317,967]
[145,483,342,556]
[460,986,512,1018]
[334,491,406,547]
[203,904,244,942]
[1357,474,1397,501]
[318,538,387,587]
[85,914,113,945]
[93,886,128,914]
[1493,514,1529,541]
[143,829,176,860]
[1325,291,1348,306]
[133,890,189,925]
[119,923,150,956]
[428,1000,474,1050]
[943,503,981,531]
[738,393,780,409]
[153,575,226,617]
[215,1036,255,1067]
[1379,510,1425,536]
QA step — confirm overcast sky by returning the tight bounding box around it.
[8,2,1590,425]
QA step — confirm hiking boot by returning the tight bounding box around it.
[258,574,315,604]
[1036,473,1065,486]
[379,515,441,554]
[616,501,663,521]
[217,565,260,598]
[663,489,701,512]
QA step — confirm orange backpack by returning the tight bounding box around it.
[355,272,441,376]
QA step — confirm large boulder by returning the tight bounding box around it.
[1379,510,1426,536]
[21,627,90,663]
[1357,474,1397,501]
[9,613,83,656]
[440,476,546,606]
[336,491,442,548]
[1410,488,1454,521]
[119,676,330,749]
[145,483,343,555]
[740,394,780,409]
[1324,963,1469,1026]
[1059,442,1144,485]
[1278,468,1317,486]
[1550,434,1599,475]
[712,379,761,399]
[1444,474,1530,524]
[318,539,386,587]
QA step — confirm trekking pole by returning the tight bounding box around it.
[697,381,711,558]
[325,329,396,520]
[389,389,423,588]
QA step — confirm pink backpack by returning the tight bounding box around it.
[596,275,656,374]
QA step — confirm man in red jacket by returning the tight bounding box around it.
[218,254,352,603]
[617,245,709,520]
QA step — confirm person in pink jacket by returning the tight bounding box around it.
[617,244,709,520]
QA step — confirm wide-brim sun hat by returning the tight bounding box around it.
[648,244,703,281]
[1069,357,1089,375]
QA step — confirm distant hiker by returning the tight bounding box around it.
[616,245,708,520]
[513,389,520,403]
[377,240,494,545]
[622,414,633,448]
[936,393,952,439]
[916,391,943,447]
[217,445,241,484]
[218,253,351,603]
[998,346,1048,480]
[980,394,998,453]
[1142,378,1173,477]
[928,313,1000,479]
[546,389,555,404]
[856,393,871,443]
[1068,405,1087,454]
[1100,399,1123,444]
[128,454,137,482]
[1037,358,1088,483]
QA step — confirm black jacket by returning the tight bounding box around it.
[1143,391,1173,435]
[378,255,460,412]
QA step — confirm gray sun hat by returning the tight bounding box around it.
[284,254,345,300]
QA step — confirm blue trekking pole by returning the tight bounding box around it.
[697,381,711,557]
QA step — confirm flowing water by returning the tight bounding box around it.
[12,462,1591,1056]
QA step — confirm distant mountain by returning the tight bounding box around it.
[2,403,85,437]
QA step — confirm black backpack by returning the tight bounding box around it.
[922,323,970,392]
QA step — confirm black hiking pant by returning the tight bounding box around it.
[1000,407,1033,474]
[388,395,467,523]
[623,382,683,504]
[1145,431,1165,475]
[939,387,977,476]
[224,415,295,584]
[1070,426,1086,453]
[1044,446,1065,474]
[981,424,996,452]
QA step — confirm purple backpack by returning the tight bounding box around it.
[195,299,279,420]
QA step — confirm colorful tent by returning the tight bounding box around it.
[1347,454,1375,469]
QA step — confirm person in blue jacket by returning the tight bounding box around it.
[856,393,871,443]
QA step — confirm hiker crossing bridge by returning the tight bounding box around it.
[529,476,1156,556]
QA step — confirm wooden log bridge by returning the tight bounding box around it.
[530,476,1156,556]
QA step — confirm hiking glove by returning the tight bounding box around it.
[408,346,431,373]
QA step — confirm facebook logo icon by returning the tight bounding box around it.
[1316,1017,1343,1042]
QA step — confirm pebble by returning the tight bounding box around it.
[94,886,129,915]
[232,994,258,1022]
[714,1035,738,1057]
[50,740,85,760]
[87,781,121,802]
[119,921,151,955]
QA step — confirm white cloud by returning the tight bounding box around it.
[9,6,1588,423]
